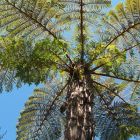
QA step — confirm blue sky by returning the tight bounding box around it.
[0,0,139,140]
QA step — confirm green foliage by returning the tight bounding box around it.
[17,79,140,140]
[0,37,68,85]
[0,0,140,139]
[17,80,66,140]
[93,79,140,140]
[89,43,126,67]
[95,99,140,140]
[0,0,64,40]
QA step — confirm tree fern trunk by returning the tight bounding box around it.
[65,78,94,140]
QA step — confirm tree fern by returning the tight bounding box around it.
[0,0,140,140]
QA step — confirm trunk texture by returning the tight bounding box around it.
[64,78,94,140]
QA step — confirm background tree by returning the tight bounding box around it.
[0,127,6,140]
[0,0,140,140]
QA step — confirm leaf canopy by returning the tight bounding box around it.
[0,0,140,139]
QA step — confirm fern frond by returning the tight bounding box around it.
[130,82,140,106]
[95,102,140,140]
[92,77,140,139]
[89,0,140,69]
[0,0,64,41]
[0,69,22,93]
[57,0,111,62]
[101,0,140,52]
[90,54,140,103]
[0,37,70,85]
[0,0,111,63]
[88,1,140,90]
[17,81,68,140]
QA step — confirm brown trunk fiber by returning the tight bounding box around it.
[64,79,94,140]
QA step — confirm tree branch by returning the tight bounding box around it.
[80,0,85,64]
[92,72,140,83]
[104,22,140,51]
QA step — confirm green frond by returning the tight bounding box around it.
[91,54,140,104]
[130,82,140,106]
[91,0,140,68]
[0,37,69,88]
[0,0,64,41]
[0,0,112,63]
[0,69,22,93]
[0,0,140,139]
[89,0,140,68]
[93,78,140,139]
[102,0,140,51]
[17,82,67,140]
[95,101,140,140]
[55,0,111,62]
[87,1,140,105]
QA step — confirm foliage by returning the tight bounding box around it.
[0,0,140,139]
[95,100,140,140]
[17,80,66,140]
[0,38,67,84]
[0,37,68,90]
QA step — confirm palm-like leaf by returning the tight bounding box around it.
[89,0,140,105]
[0,0,111,62]
[17,80,68,140]
[0,37,70,90]
[0,70,22,92]
[95,101,140,140]
[58,0,111,38]
[99,0,140,47]
[90,0,140,66]
[57,0,111,61]
[0,0,65,41]
[93,80,140,140]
